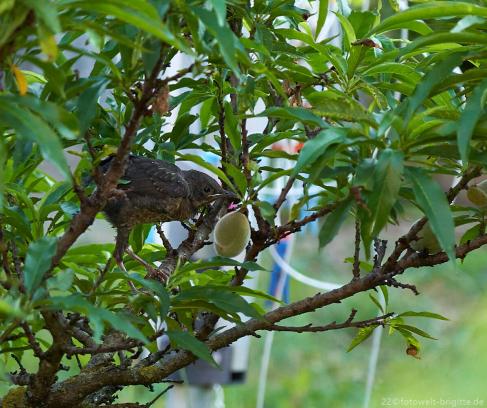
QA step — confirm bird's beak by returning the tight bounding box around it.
[211,190,240,202]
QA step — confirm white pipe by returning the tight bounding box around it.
[269,245,342,291]
[256,235,296,408]
[363,291,386,408]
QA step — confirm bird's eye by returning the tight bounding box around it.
[204,186,212,194]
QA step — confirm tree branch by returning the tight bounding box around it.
[268,312,393,333]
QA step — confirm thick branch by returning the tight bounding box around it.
[28,312,71,405]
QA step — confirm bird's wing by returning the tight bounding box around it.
[122,156,190,198]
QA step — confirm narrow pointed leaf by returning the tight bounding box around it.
[316,0,329,40]
[457,78,487,164]
[319,197,353,248]
[292,128,346,176]
[347,325,377,352]
[167,330,217,367]
[24,237,57,295]
[363,149,404,239]
[405,167,455,262]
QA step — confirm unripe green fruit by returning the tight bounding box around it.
[214,211,251,257]
[467,180,487,207]
[410,222,441,254]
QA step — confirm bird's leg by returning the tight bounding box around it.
[125,248,169,282]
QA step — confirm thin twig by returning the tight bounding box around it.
[156,224,173,253]
[353,218,361,279]
[21,322,44,358]
[161,63,195,85]
[273,176,296,211]
[267,312,393,333]
[146,384,176,407]
[385,277,419,295]
[217,94,228,164]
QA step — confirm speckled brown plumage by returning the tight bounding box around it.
[99,155,237,265]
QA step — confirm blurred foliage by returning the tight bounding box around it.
[1,0,487,404]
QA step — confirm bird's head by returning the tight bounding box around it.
[184,170,239,208]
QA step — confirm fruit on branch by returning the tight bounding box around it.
[214,211,251,257]
[410,222,441,254]
[467,180,487,208]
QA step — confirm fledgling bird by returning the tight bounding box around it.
[99,155,238,275]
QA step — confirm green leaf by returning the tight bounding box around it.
[401,32,487,57]
[175,287,262,319]
[361,62,420,81]
[379,286,389,307]
[224,101,241,150]
[193,7,244,76]
[315,0,329,40]
[0,95,79,140]
[335,12,356,48]
[0,102,70,177]
[48,294,147,343]
[223,162,247,196]
[452,16,485,33]
[0,299,23,318]
[128,273,170,318]
[24,237,57,296]
[307,91,375,125]
[77,78,109,135]
[457,78,487,164]
[319,197,353,248]
[66,0,184,50]
[258,107,326,127]
[363,149,404,238]
[395,324,437,340]
[176,153,236,193]
[22,0,61,33]
[371,2,487,35]
[337,0,351,17]
[292,128,346,176]
[387,0,400,12]
[369,293,384,313]
[39,181,72,212]
[347,325,377,351]
[0,137,5,210]
[167,330,217,366]
[211,0,226,26]
[405,52,466,122]
[99,309,147,343]
[405,167,456,262]
[398,311,449,321]
[460,224,481,245]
